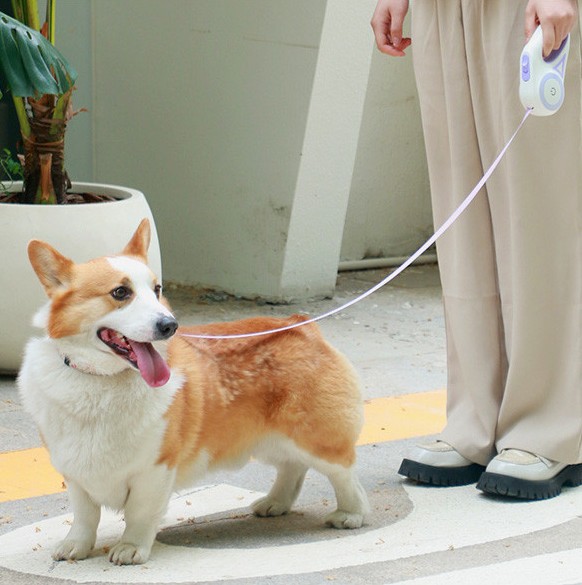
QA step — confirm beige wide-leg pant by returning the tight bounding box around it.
[411,0,582,466]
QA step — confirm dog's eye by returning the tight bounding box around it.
[111,286,132,301]
[154,284,162,299]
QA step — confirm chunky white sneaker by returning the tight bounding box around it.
[398,440,485,486]
[477,449,582,500]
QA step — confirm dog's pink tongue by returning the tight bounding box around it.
[131,342,171,387]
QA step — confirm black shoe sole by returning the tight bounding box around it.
[398,458,486,487]
[476,463,582,500]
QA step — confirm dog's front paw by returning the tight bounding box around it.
[252,496,291,517]
[325,510,364,529]
[53,538,93,561]
[108,541,151,565]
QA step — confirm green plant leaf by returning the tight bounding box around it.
[0,11,77,97]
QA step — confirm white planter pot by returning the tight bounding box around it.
[0,182,162,374]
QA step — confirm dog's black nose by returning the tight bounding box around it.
[156,315,178,340]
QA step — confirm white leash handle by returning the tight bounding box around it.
[181,108,532,341]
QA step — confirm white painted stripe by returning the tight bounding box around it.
[1,482,582,583]
[388,549,582,585]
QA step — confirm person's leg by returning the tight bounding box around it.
[465,1,582,499]
[402,0,505,484]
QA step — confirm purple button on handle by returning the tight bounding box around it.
[521,54,530,81]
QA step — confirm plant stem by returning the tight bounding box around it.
[10,0,69,205]
[52,91,70,135]
[11,96,31,138]
[11,0,40,30]
[10,0,24,22]
[46,0,55,44]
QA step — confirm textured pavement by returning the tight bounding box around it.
[2,264,582,585]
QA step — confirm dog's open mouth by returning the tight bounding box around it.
[97,328,171,388]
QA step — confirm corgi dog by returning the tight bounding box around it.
[17,219,369,566]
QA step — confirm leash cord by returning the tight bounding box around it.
[180,108,532,341]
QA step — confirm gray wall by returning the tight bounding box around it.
[57,0,431,300]
[342,50,431,261]
[57,1,93,180]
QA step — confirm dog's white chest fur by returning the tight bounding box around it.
[18,338,181,509]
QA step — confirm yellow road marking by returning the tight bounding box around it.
[0,447,64,504]
[0,390,446,503]
[358,389,446,446]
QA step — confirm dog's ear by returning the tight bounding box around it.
[122,218,151,262]
[28,240,74,297]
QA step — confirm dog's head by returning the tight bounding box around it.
[28,219,177,387]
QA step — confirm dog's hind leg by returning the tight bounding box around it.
[318,463,370,529]
[53,480,101,561]
[252,460,308,517]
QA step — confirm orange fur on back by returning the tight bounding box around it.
[158,315,363,482]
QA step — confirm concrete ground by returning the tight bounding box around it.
[1,264,582,585]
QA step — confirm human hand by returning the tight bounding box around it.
[525,0,578,57]
[371,0,411,56]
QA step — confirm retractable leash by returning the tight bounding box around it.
[520,26,570,115]
[180,27,568,342]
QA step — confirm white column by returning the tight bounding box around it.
[279,0,376,300]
